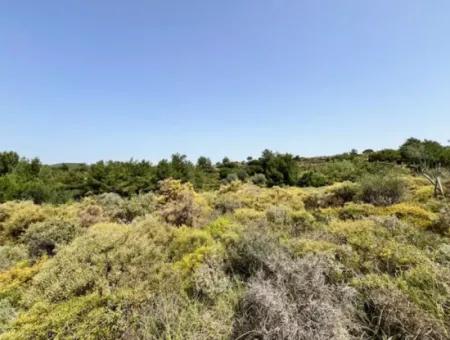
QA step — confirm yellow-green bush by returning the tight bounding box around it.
[158,179,210,227]
[0,173,448,338]
[27,221,171,304]
[0,202,46,239]
[233,208,265,223]
[353,266,450,335]
[0,260,44,304]
[0,245,28,271]
[384,203,437,228]
[1,294,124,340]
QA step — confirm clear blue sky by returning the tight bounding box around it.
[1,1,449,164]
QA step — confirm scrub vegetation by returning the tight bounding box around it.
[0,137,449,339]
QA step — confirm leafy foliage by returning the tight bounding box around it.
[0,140,448,338]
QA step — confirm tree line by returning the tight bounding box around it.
[0,137,448,203]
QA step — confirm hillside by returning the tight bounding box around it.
[0,158,449,338]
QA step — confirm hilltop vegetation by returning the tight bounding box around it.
[0,138,448,339]
[1,137,449,204]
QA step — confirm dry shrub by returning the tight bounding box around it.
[265,205,291,225]
[158,179,207,227]
[226,227,282,279]
[78,200,106,227]
[123,289,238,340]
[95,193,157,223]
[232,254,358,340]
[95,193,125,220]
[303,184,358,211]
[361,287,448,339]
[191,256,231,301]
[430,208,450,235]
[214,195,242,214]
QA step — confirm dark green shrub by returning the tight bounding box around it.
[368,149,401,163]
[358,175,405,206]
[297,171,328,187]
[250,173,267,186]
[21,219,82,258]
[330,183,359,205]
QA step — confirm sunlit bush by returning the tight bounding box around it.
[430,208,450,235]
[354,272,449,338]
[265,205,291,225]
[158,179,209,227]
[28,220,171,304]
[0,245,28,271]
[0,201,46,239]
[359,174,406,206]
[124,289,239,340]
[77,199,106,228]
[233,255,358,339]
[385,203,436,228]
[2,293,125,340]
[21,219,82,258]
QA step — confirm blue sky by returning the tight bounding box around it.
[1,1,449,164]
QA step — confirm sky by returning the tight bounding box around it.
[1,1,450,164]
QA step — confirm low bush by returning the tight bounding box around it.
[250,173,267,186]
[430,208,450,235]
[0,202,46,239]
[95,193,125,221]
[288,211,315,235]
[233,208,265,223]
[214,195,242,214]
[360,286,447,339]
[0,245,28,271]
[265,205,291,225]
[95,192,157,223]
[20,219,82,258]
[297,171,328,187]
[232,255,359,339]
[2,294,125,340]
[385,203,436,228]
[329,183,359,205]
[124,289,238,340]
[359,174,406,206]
[158,179,208,227]
[354,273,449,339]
[337,203,376,220]
[77,200,106,228]
[27,221,170,304]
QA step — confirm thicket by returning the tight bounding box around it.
[3,137,447,204]
[0,139,448,339]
